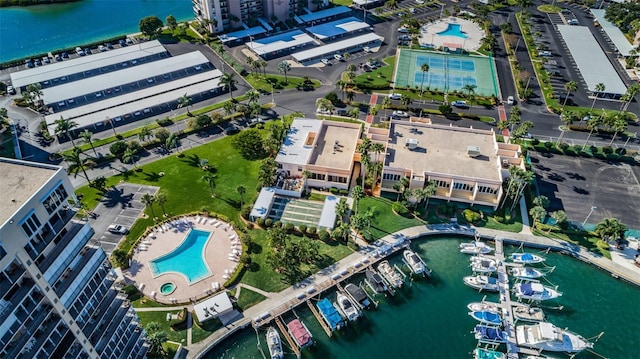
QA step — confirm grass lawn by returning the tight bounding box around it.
[354,56,396,90]
[137,310,188,344]
[533,227,611,259]
[358,197,425,240]
[537,4,561,13]
[244,73,321,92]
[124,285,174,308]
[236,287,267,310]
[191,317,223,344]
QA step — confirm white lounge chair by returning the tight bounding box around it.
[211,219,219,225]
[138,283,145,291]
[202,219,208,225]
[215,222,222,228]
[222,274,229,279]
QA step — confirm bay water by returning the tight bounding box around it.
[205,236,640,358]
[0,0,192,63]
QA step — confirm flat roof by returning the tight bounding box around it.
[193,292,233,323]
[276,118,323,166]
[0,159,60,225]
[352,0,383,5]
[250,187,276,220]
[247,30,316,56]
[219,26,267,43]
[46,76,222,129]
[556,25,627,95]
[591,9,635,57]
[297,6,352,24]
[10,40,166,88]
[318,195,339,230]
[42,51,209,104]
[308,122,360,170]
[307,17,370,40]
[292,33,383,62]
[386,121,501,182]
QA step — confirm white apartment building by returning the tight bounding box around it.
[0,158,148,359]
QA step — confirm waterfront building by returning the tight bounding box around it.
[0,158,148,358]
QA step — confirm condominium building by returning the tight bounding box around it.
[194,0,328,33]
[0,158,148,359]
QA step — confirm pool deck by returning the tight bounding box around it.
[124,216,241,304]
[419,17,484,51]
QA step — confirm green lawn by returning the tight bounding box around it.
[136,310,188,344]
[533,227,611,259]
[236,287,267,310]
[244,73,321,92]
[191,317,223,344]
[354,56,396,90]
[358,197,424,240]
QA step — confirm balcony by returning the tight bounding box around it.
[4,309,50,359]
[54,248,105,296]
[94,306,129,351]
[16,313,59,359]
[121,328,147,358]
[0,278,35,323]
[37,221,89,273]
[54,333,78,359]
[83,289,120,337]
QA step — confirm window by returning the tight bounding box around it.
[383,173,401,181]
[328,175,347,183]
[435,180,450,188]
[310,173,325,180]
[21,212,42,238]
[478,186,498,194]
[453,182,473,191]
[42,184,68,214]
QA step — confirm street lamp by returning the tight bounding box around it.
[582,206,597,228]
[270,82,275,106]
[524,77,534,94]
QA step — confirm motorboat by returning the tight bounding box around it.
[463,275,500,292]
[460,240,494,255]
[403,249,429,276]
[511,266,545,280]
[468,310,502,326]
[266,327,284,359]
[467,301,500,313]
[474,324,508,344]
[377,261,403,288]
[365,269,388,294]
[511,252,545,264]
[513,305,546,322]
[316,298,344,331]
[336,292,360,321]
[514,282,562,301]
[286,318,313,348]
[344,283,371,308]
[516,322,593,353]
[470,257,498,273]
[473,348,505,359]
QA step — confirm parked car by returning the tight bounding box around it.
[249,117,265,126]
[98,45,107,52]
[224,125,240,135]
[106,42,114,49]
[507,96,515,105]
[42,57,51,64]
[336,109,348,116]
[316,107,332,114]
[451,100,468,108]
[108,225,128,234]
[568,19,579,25]
[397,27,409,33]
[334,54,344,61]
[538,51,552,57]
[392,110,409,118]
[363,46,371,53]
[321,58,331,65]
[55,54,63,61]
[389,93,402,100]
[61,52,69,58]
[6,86,15,95]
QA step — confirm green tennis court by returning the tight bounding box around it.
[269,197,324,227]
[394,49,499,96]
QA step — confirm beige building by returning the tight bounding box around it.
[375,120,525,209]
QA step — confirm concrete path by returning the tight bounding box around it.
[518,196,531,234]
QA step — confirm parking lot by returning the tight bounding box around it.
[530,152,640,229]
[87,183,159,253]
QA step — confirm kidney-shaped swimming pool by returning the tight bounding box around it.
[149,229,213,284]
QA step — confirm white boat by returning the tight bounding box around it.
[469,310,502,326]
[511,266,545,280]
[467,301,500,313]
[336,292,360,322]
[514,282,562,301]
[470,257,498,273]
[377,261,403,288]
[513,305,545,322]
[460,241,494,255]
[474,348,505,359]
[463,275,500,292]
[516,322,593,353]
[266,327,284,359]
[474,324,508,344]
[511,252,545,264]
[403,249,427,275]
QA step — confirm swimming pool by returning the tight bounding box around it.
[436,23,468,39]
[149,229,212,284]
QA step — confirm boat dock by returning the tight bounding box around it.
[306,300,333,337]
[275,316,300,358]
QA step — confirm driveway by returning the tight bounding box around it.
[88,183,159,253]
[530,152,640,229]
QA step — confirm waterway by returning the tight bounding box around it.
[205,236,640,358]
[0,0,192,63]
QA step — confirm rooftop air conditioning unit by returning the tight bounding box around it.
[467,145,481,157]
[405,138,419,150]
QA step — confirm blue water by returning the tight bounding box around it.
[150,228,212,283]
[0,0,192,63]
[437,23,468,39]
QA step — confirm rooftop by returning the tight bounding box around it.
[247,30,316,56]
[296,6,352,24]
[306,17,370,40]
[219,26,267,43]
[591,9,635,57]
[292,32,383,62]
[0,159,60,226]
[386,121,501,181]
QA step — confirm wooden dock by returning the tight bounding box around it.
[306,300,332,337]
[494,238,520,358]
[275,316,300,358]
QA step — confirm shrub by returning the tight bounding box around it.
[264,218,273,227]
[318,230,330,241]
[462,209,481,223]
[127,140,142,153]
[438,203,457,217]
[325,92,339,104]
[307,226,317,235]
[297,224,307,234]
[339,189,349,196]
[602,146,613,154]
[438,104,452,115]
[283,222,294,233]
[109,141,128,158]
[156,117,173,126]
[273,221,282,228]
[256,218,265,227]
[329,187,339,194]
[392,201,410,216]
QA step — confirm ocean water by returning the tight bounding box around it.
[0,0,192,63]
[205,236,640,358]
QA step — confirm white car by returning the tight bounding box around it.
[321,58,331,65]
[451,100,468,108]
[392,110,409,118]
[334,54,344,61]
[416,0,424,3]
[108,224,128,234]
[363,46,371,53]
[316,107,332,114]
[6,86,15,95]
[507,96,515,105]
[538,51,552,57]
[389,93,402,100]
[409,7,416,14]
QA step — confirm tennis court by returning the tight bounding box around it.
[269,197,325,228]
[394,49,499,96]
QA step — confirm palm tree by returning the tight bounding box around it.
[421,181,437,210]
[381,96,392,119]
[165,133,178,153]
[79,130,97,157]
[590,83,605,113]
[393,176,410,202]
[177,93,192,115]
[562,81,578,110]
[462,83,476,113]
[335,198,349,224]
[259,60,268,76]
[370,142,385,182]
[246,56,255,75]
[529,206,547,229]
[220,72,236,100]
[352,185,365,214]
[517,0,532,13]
[54,116,78,147]
[155,192,167,217]
[582,114,603,151]
[595,218,627,243]
[335,80,347,102]
[138,125,152,144]
[63,148,95,184]
[246,89,260,104]
[419,63,430,96]
[236,185,246,208]
[278,60,291,83]
[141,193,157,219]
[346,91,355,103]
[203,173,217,197]
[122,148,139,169]
[622,83,640,113]
[608,115,627,146]
[223,101,237,117]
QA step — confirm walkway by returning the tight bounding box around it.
[366,93,378,124]
[497,104,509,137]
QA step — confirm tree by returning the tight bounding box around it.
[335,198,349,225]
[393,176,410,202]
[550,210,568,229]
[166,15,178,33]
[462,83,477,113]
[155,192,167,217]
[54,116,78,147]
[562,81,578,110]
[517,0,532,13]
[177,93,192,115]
[25,83,43,111]
[232,128,266,159]
[155,128,170,144]
[370,142,385,182]
[63,148,95,184]
[420,181,437,210]
[246,56,255,75]
[165,133,178,153]
[245,88,260,104]
[236,185,246,209]
[111,249,128,268]
[533,195,549,209]
[419,63,430,96]
[202,173,217,197]
[608,115,627,146]
[595,218,627,242]
[335,80,348,102]
[146,322,168,355]
[122,147,139,169]
[223,101,237,117]
[590,82,605,112]
[278,60,291,83]
[582,114,603,150]
[79,130,97,157]
[352,185,365,214]
[220,72,237,100]
[346,91,355,103]
[315,98,333,114]
[529,206,547,229]
[508,106,521,133]
[139,16,163,38]
[258,158,277,187]
[138,126,152,144]
[381,96,392,119]
[141,193,156,219]
[622,83,640,112]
